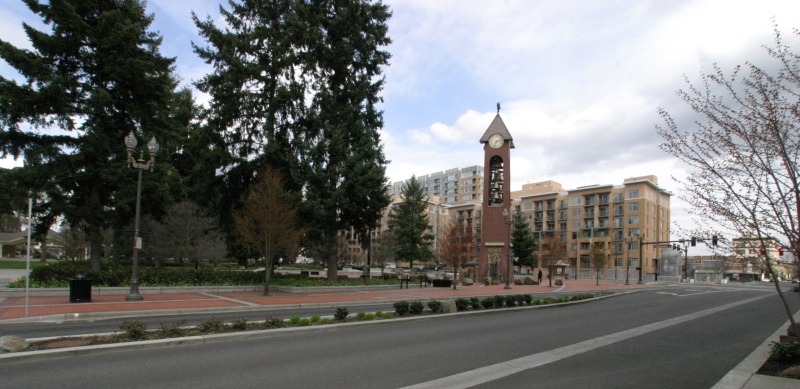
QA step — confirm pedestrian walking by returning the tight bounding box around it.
[537,269,543,283]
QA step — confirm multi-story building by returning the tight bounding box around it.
[352,171,673,282]
[390,166,483,205]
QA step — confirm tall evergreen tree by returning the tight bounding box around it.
[388,176,433,268]
[0,0,192,270]
[301,0,392,279]
[193,0,392,275]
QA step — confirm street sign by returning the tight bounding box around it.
[134,237,142,249]
[656,244,672,248]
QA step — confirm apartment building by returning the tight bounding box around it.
[390,166,483,205]
[354,171,672,281]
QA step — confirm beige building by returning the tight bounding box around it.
[731,236,796,281]
[350,171,673,282]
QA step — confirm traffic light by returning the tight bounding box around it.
[759,246,766,255]
[712,235,718,246]
[672,244,677,250]
[690,237,696,247]
[778,247,784,256]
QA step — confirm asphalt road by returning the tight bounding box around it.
[1,283,797,388]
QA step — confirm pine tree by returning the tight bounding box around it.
[0,0,192,270]
[193,0,392,275]
[511,211,535,271]
[388,176,433,268]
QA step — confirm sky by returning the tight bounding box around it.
[1,0,799,251]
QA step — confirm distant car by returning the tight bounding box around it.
[792,277,798,284]
[385,263,396,269]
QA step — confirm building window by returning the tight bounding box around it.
[525,202,532,210]
[572,209,581,216]
[615,258,623,267]
[573,221,581,228]
[628,189,640,199]
[572,196,581,205]
[628,216,639,225]
[628,202,639,211]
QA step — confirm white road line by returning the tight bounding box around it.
[200,292,261,307]
[401,294,770,389]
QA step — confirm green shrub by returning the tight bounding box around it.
[231,317,249,330]
[542,297,559,304]
[770,340,800,362]
[504,295,517,307]
[334,307,349,321]
[493,295,506,308]
[481,297,494,309]
[298,318,311,326]
[394,301,410,316]
[427,300,443,313]
[409,301,424,315]
[470,297,481,310]
[289,316,302,325]
[265,316,285,328]
[198,317,225,333]
[355,312,375,321]
[159,319,187,337]
[119,320,147,340]
[455,298,470,311]
[310,315,321,324]
[522,294,533,305]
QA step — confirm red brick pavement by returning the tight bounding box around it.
[0,279,657,321]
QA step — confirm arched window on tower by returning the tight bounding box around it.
[489,156,504,204]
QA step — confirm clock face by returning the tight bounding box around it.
[489,134,504,148]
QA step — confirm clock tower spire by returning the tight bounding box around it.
[478,106,514,284]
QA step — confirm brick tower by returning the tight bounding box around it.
[478,104,514,283]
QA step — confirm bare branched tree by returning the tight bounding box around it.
[438,217,475,289]
[657,24,799,333]
[235,166,303,295]
[589,243,609,286]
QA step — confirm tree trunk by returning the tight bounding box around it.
[89,226,104,272]
[764,255,798,336]
[263,241,272,296]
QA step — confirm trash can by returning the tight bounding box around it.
[69,275,92,303]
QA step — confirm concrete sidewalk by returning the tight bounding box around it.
[0,278,647,322]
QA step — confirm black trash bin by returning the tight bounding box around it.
[69,275,92,303]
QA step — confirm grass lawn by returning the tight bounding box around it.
[0,260,48,270]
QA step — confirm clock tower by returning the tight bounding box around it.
[478,104,514,284]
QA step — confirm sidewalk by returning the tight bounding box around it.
[0,278,647,322]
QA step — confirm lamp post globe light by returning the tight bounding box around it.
[124,131,159,301]
[503,208,513,289]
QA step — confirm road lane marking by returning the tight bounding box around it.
[401,294,770,389]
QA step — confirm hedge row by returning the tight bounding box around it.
[11,261,401,288]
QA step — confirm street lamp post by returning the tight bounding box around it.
[124,131,159,301]
[503,208,513,289]
[638,233,644,284]
[625,236,631,285]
